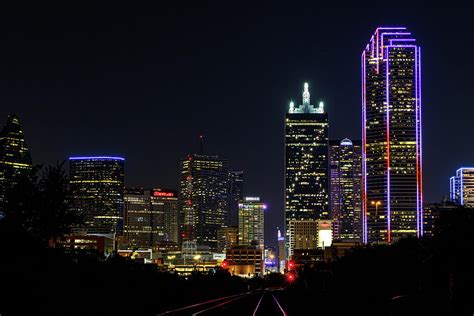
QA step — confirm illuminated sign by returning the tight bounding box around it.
[244,197,260,202]
[153,191,175,197]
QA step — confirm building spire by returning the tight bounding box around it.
[302,82,310,106]
[199,135,204,154]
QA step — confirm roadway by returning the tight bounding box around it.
[157,289,288,315]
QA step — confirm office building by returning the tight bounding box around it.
[69,156,124,235]
[228,170,244,227]
[217,226,238,253]
[329,139,362,241]
[225,245,263,277]
[238,197,265,250]
[450,167,474,207]
[285,82,329,256]
[362,27,423,243]
[179,154,229,252]
[0,114,32,210]
[124,188,179,249]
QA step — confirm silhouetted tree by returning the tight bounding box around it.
[0,161,82,246]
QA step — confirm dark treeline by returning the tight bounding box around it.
[284,207,474,315]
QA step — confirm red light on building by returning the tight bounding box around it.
[153,191,175,197]
[221,260,228,268]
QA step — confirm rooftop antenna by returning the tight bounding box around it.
[199,134,204,154]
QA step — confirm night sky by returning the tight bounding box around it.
[1,5,473,246]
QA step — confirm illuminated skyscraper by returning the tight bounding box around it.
[362,27,423,243]
[0,114,32,210]
[179,154,229,252]
[450,168,474,207]
[124,188,178,248]
[238,197,265,250]
[69,157,124,235]
[329,139,362,241]
[285,83,329,257]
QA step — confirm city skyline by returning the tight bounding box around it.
[2,7,474,248]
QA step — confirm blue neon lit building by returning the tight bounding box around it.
[450,168,474,207]
[69,156,125,235]
[362,27,423,243]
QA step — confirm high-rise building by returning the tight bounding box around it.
[289,220,318,250]
[0,114,32,210]
[329,139,362,241]
[152,189,179,244]
[124,188,151,248]
[179,154,229,252]
[123,188,179,249]
[285,83,329,257]
[69,156,125,235]
[450,168,474,206]
[362,27,423,243]
[228,171,244,227]
[238,197,265,250]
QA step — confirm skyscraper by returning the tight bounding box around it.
[69,156,125,235]
[362,27,423,243]
[329,138,362,241]
[228,171,244,227]
[285,83,329,257]
[238,196,265,250]
[152,188,179,244]
[0,114,32,210]
[450,167,474,206]
[123,188,178,248]
[179,154,229,252]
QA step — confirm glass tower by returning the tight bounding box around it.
[285,83,329,257]
[450,168,474,207]
[0,114,32,210]
[179,154,229,252]
[238,197,265,250]
[69,156,125,235]
[329,139,362,241]
[362,27,423,243]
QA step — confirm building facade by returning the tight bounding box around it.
[362,27,423,243]
[450,168,474,206]
[217,226,238,253]
[329,139,362,241]
[69,156,125,235]
[228,170,244,227]
[238,197,265,250]
[285,83,329,256]
[123,188,178,249]
[0,114,32,210]
[179,154,229,252]
[225,246,263,277]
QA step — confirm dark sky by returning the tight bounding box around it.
[1,5,473,246]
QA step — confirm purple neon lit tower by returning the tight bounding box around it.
[362,27,423,243]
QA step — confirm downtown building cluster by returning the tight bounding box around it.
[283,26,426,266]
[1,26,473,278]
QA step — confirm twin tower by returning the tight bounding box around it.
[284,27,423,256]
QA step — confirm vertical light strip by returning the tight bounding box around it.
[460,169,464,205]
[362,49,368,244]
[415,46,420,236]
[418,46,424,236]
[385,46,391,243]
